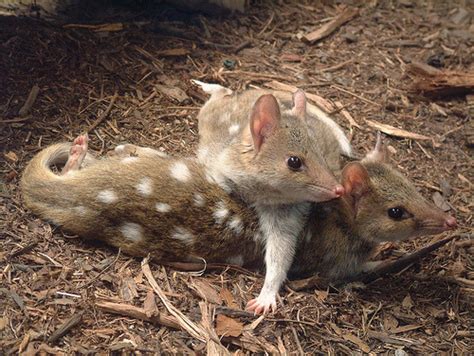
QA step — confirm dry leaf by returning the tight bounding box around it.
[383,314,399,331]
[343,333,371,353]
[192,279,222,305]
[365,119,431,141]
[402,294,414,309]
[0,317,7,331]
[219,287,238,309]
[4,151,18,162]
[314,289,329,302]
[432,191,451,212]
[120,277,139,302]
[215,314,244,337]
[143,289,157,318]
[155,84,190,103]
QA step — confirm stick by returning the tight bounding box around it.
[365,119,431,141]
[48,311,84,343]
[95,301,180,330]
[353,235,456,284]
[407,61,474,97]
[18,85,40,117]
[8,241,38,260]
[302,7,359,44]
[87,92,118,133]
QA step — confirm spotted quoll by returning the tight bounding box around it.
[21,134,457,310]
[194,89,347,313]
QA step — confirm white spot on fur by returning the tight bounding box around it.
[228,216,243,235]
[170,161,191,182]
[120,222,143,242]
[155,202,171,213]
[213,201,229,224]
[115,144,126,153]
[97,190,118,204]
[228,124,240,135]
[74,206,87,216]
[121,156,139,164]
[136,177,153,196]
[227,255,244,266]
[171,227,194,244]
[193,193,206,207]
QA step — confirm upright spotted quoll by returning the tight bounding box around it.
[193,89,346,313]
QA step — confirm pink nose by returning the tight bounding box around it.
[333,185,345,197]
[444,216,457,229]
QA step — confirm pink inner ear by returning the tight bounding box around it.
[342,162,370,197]
[250,94,281,152]
[292,89,306,118]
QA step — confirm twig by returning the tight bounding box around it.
[302,7,359,44]
[352,235,456,284]
[141,258,206,342]
[18,85,40,117]
[365,119,431,141]
[79,249,121,289]
[95,301,180,330]
[48,311,84,343]
[8,241,38,260]
[87,92,118,133]
[331,84,381,106]
[286,275,331,292]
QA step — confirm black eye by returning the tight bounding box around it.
[287,156,302,171]
[387,207,405,220]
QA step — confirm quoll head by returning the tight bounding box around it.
[244,90,344,205]
[343,133,457,242]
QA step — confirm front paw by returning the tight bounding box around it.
[245,294,277,315]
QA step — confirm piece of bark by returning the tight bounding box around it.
[95,301,180,330]
[48,311,84,343]
[365,119,431,141]
[407,62,474,98]
[302,7,359,44]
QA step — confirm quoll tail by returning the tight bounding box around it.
[21,143,77,226]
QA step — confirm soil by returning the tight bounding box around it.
[1,1,472,354]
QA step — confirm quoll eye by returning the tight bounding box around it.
[287,156,303,171]
[387,207,405,220]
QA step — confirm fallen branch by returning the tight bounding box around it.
[302,7,359,44]
[407,61,474,98]
[353,235,456,284]
[288,235,456,291]
[365,119,431,141]
[48,311,84,343]
[95,301,180,330]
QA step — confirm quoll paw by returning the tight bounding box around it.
[246,294,277,315]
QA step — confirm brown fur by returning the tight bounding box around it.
[21,139,456,281]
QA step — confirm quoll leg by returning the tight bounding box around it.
[61,134,89,175]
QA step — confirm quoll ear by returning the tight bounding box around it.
[341,162,371,200]
[250,94,281,152]
[363,131,389,163]
[291,89,307,119]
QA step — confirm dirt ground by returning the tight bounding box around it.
[1,1,473,354]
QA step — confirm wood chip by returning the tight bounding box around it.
[343,333,371,353]
[365,119,431,141]
[191,279,222,305]
[219,288,238,309]
[155,48,190,57]
[302,7,359,43]
[155,84,190,103]
[215,314,244,337]
[48,311,84,343]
